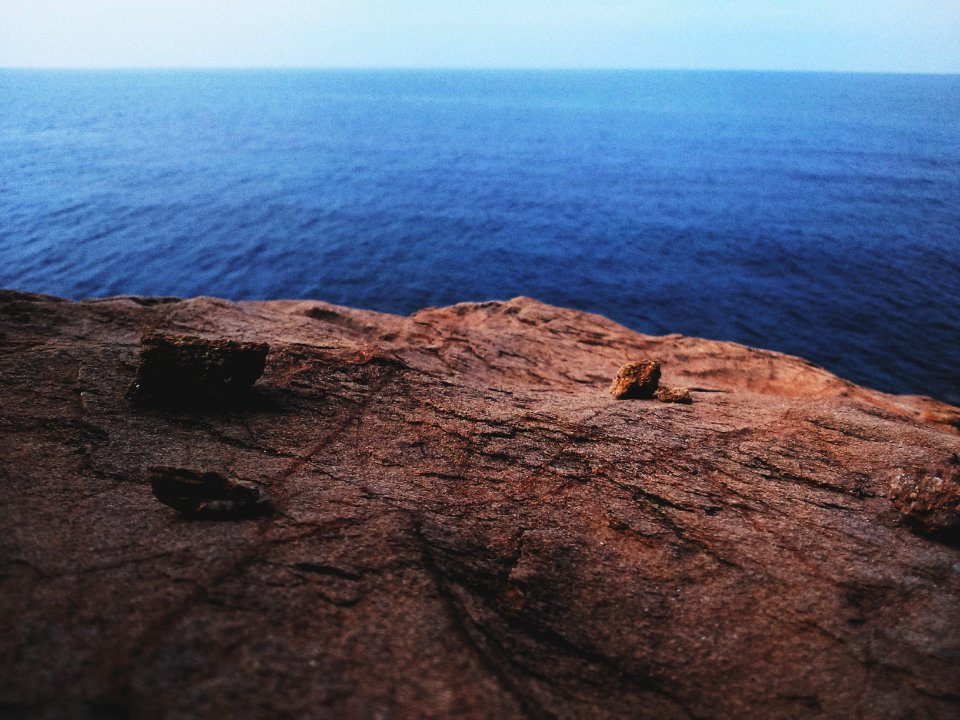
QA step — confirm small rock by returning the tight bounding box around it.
[886,457,960,543]
[149,466,273,520]
[655,386,693,404]
[127,333,268,407]
[609,360,661,400]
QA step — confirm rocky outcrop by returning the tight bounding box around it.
[1,290,958,719]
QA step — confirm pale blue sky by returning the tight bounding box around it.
[2,0,959,72]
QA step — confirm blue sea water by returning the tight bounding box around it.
[1,69,959,404]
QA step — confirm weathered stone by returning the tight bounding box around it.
[149,466,272,519]
[126,332,268,406]
[609,359,661,399]
[654,386,693,404]
[2,291,960,719]
[886,455,960,542]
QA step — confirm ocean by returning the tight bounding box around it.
[1,69,958,404]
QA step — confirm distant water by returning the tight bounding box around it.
[1,69,959,404]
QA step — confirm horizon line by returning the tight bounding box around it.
[2,65,959,77]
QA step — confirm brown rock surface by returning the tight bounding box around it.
[885,455,960,542]
[1,290,959,719]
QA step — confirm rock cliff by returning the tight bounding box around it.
[1,290,958,719]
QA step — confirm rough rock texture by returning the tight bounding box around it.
[654,386,693,404]
[885,455,960,542]
[609,360,661,399]
[1,289,959,720]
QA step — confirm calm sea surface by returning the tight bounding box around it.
[1,70,958,403]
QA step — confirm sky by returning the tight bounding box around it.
[1,0,959,73]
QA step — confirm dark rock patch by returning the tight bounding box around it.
[304,306,357,327]
[112,296,183,306]
[126,332,268,407]
[149,466,273,520]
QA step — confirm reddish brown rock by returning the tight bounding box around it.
[609,359,661,399]
[1,291,959,719]
[886,455,960,541]
[654,386,693,404]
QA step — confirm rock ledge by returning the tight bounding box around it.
[1,291,958,719]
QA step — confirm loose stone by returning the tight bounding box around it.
[655,386,693,404]
[609,360,661,400]
[127,332,268,407]
[149,466,273,520]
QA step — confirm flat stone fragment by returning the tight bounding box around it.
[886,455,960,543]
[127,332,268,407]
[149,466,272,520]
[655,386,693,404]
[609,360,661,399]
